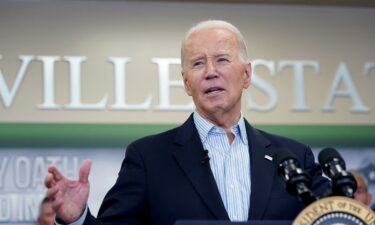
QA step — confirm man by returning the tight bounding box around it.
[350,170,373,207]
[45,20,329,225]
[37,197,55,225]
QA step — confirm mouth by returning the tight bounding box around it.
[204,87,224,95]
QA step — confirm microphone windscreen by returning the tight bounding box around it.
[272,148,297,168]
[318,147,344,166]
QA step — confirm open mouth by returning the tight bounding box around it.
[205,87,224,94]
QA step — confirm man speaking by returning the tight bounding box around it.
[45,20,330,225]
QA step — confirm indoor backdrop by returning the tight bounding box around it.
[0,0,374,224]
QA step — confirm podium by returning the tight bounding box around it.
[175,198,375,225]
[175,221,292,225]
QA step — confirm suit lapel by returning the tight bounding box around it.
[245,122,277,220]
[172,116,280,220]
[172,115,229,220]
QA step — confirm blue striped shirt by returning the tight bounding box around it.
[193,112,251,221]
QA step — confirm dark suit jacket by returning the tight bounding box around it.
[83,114,329,225]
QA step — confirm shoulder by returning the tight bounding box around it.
[244,117,309,152]
[246,122,312,163]
[257,128,309,151]
[127,114,196,153]
[127,126,180,151]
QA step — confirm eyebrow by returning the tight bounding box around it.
[192,56,204,61]
[215,53,231,58]
[190,53,231,62]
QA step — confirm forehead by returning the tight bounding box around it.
[184,28,239,56]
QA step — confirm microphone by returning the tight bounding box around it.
[318,147,357,198]
[273,148,317,206]
[201,149,210,164]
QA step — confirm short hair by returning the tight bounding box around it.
[181,20,249,71]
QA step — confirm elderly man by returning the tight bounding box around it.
[45,20,329,225]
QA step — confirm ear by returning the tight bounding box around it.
[243,62,251,89]
[182,73,192,96]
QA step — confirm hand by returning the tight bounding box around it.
[45,159,92,223]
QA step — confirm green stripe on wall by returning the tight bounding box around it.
[0,123,374,148]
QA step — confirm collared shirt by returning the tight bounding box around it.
[61,112,251,225]
[193,112,251,221]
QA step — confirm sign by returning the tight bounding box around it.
[1,1,375,124]
[293,196,375,225]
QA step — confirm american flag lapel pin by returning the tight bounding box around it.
[264,155,273,161]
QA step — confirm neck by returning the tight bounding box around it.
[197,110,241,133]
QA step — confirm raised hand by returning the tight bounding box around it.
[45,159,92,224]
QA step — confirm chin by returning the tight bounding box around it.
[208,105,228,113]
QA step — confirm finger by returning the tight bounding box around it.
[48,165,64,181]
[79,159,92,184]
[44,173,54,188]
[51,196,63,211]
[46,186,59,200]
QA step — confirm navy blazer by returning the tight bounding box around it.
[83,114,329,225]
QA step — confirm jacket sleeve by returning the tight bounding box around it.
[83,143,148,225]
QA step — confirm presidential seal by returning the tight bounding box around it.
[293,196,374,225]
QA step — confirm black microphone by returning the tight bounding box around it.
[273,148,317,206]
[201,149,210,164]
[318,147,357,198]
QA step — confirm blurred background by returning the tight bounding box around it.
[0,0,374,223]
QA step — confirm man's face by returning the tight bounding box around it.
[354,176,372,206]
[182,28,251,119]
[37,202,55,225]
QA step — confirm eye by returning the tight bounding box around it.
[217,57,230,64]
[192,61,204,67]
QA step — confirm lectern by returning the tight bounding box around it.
[175,220,292,225]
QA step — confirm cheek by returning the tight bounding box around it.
[184,79,195,96]
[184,74,201,96]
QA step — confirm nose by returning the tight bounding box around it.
[204,59,218,79]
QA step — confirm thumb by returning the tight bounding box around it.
[78,159,92,184]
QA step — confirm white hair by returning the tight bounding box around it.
[181,20,249,71]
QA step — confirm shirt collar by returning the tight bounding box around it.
[193,111,248,145]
